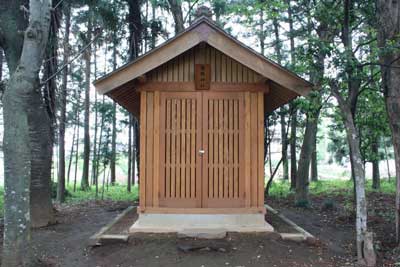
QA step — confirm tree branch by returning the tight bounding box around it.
[40,29,102,86]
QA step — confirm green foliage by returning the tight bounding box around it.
[64,184,139,203]
[268,179,396,199]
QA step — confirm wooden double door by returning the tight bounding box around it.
[159,91,246,208]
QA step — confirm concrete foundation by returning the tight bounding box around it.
[129,213,274,234]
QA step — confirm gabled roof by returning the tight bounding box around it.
[94,17,313,97]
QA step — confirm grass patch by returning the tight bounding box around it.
[268,178,396,199]
[65,184,139,203]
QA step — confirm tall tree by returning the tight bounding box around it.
[295,1,331,205]
[58,2,71,203]
[329,0,376,264]
[376,0,400,244]
[168,0,185,34]
[1,0,52,265]
[81,9,92,191]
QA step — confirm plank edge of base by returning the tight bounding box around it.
[264,204,316,242]
[89,205,136,246]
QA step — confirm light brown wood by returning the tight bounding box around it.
[139,207,266,214]
[257,92,264,207]
[250,93,258,207]
[146,92,154,207]
[137,81,270,92]
[244,92,251,207]
[153,91,160,207]
[139,92,147,210]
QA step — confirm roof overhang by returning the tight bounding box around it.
[94,17,313,99]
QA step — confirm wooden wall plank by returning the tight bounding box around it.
[185,99,191,198]
[234,99,239,199]
[165,99,171,198]
[190,98,196,199]
[146,92,154,207]
[181,99,186,198]
[213,100,218,198]
[146,43,264,85]
[176,99,182,198]
[257,92,264,207]
[244,92,251,207]
[250,93,258,207]
[139,92,147,210]
[153,91,160,206]
[228,99,234,198]
[171,99,176,198]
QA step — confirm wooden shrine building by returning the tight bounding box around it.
[94,15,312,233]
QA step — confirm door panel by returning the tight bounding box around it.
[202,92,246,208]
[159,92,202,207]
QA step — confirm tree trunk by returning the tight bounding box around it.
[128,115,132,192]
[81,14,92,191]
[295,116,317,205]
[126,0,143,60]
[310,137,318,181]
[372,139,380,190]
[91,43,99,186]
[110,39,117,186]
[167,0,184,34]
[74,107,80,192]
[57,3,71,203]
[287,0,297,190]
[110,102,117,185]
[2,0,51,265]
[281,109,289,180]
[67,124,76,184]
[377,0,400,244]
[339,101,371,265]
[290,104,297,189]
[0,48,3,81]
[134,118,140,181]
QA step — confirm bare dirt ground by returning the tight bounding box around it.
[0,191,398,267]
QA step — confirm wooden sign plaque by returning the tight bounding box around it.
[195,64,211,90]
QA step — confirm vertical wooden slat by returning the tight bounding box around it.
[215,50,221,82]
[250,93,258,206]
[189,49,194,81]
[190,98,196,199]
[146,93,154,207]
[179,55,184,82]
[221,54,227,82]
[159,96,166,199]
[231,60,237,83]
[213,100,218,198]
[139,92,147,210]
[153,91,160,206]
[176,99,181,198]
[218,99,223,198]
[195,94,202,205]
[237,64,243,83]
[244,92,251,207]
[181,99,186,198]
[210,47,216,82]
[257,92,264,207]
[228,99,234,198]
[248,69,254,83]
[227,57,232,82]
[234,99,239,198]
[185,99,191,198]
[166,99,171,198]
[223,99,229,198]
[184,52,189,82]
[171,99,176,198]
[162,63,168,81]
[243,67,248,83]
[209,99,214,198]
[167,61,173,81]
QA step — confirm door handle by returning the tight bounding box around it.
[199,149,205,155]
